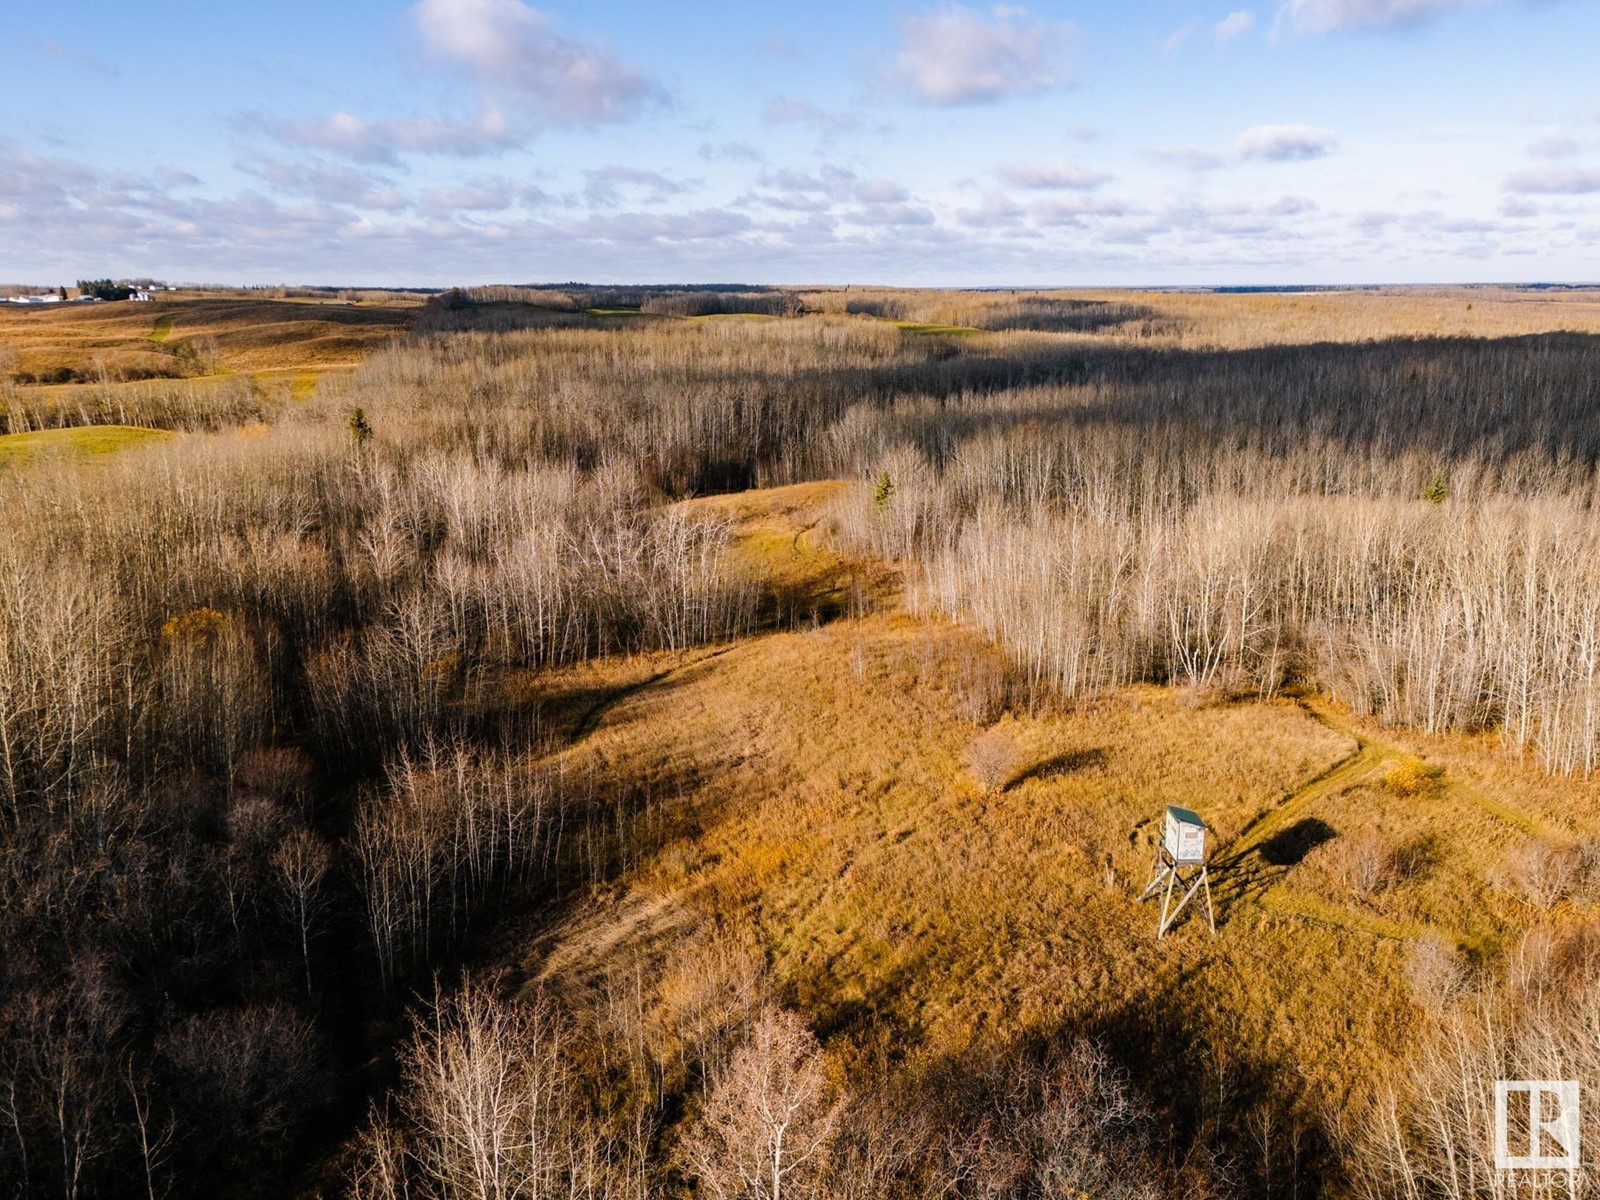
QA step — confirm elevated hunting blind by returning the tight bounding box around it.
[1164,805,1207,864]
[1139,805,1216,937]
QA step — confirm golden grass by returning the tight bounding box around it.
[796,284,1600,350]
[0,423,173,464]
[499,483,1600,1133]
[0,296,416,384]
[1135,286,1600,349]
[891,320,982,336]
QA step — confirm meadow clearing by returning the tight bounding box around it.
[2,285,1599,1200]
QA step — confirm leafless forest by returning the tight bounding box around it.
[3,290,1599,1199]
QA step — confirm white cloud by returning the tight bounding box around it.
[1527,136,1580,160]
[894,5,1078,106]
[1503,166,1600,195]
[997,161,1112,190]
[582,166,695,207]
[0,137,101,208]
[1216,11,1258,40]
[260,105,518,164]
[756,165,860,201]
[566,207,753,243]
[747,166,917,216]
[413,0,662,124]
[235,153,407,210]
[1276,0,1485,35]
[1268,194,1318,214]
[699,141,764,164]
[419,181,547,213]
[1234,123,1337,161]
[843,202,935,227]
[762,96,862,135]
[1029,195,1137,225]
[1161,19,1202,52]
[956,192,1025,228]
[1149,146,1225,171]
[855,177,910,203]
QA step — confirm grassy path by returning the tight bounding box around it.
[1212,692,1550,949]
[567,645,734,745]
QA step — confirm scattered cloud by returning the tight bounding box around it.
[1216,11,1258,40]
[236,153,407,210]
[842,202,935,227]
[755,32,800,59]
[419,180,548,213]
[893,5,1079,106]
[256,105,519,164]
[1029,195,1138,225]
[752,165,915,209]
[1149,146,1226,171]
[1234,123,1337,161]
[413,0,663,124]
[0,137,101,208]
[1161,19,1203,52]
[757,165,860,200]
[997,161,1112,190]
[1503,165,1600,194]
[156,166,202,190]
[1151,125,1334,171]
[855,178,910,203]
[1352,209,1400,233]
[1268,194,1319,214]
[39,38,122,76]
[566,207,753,243]
[1527,135,1580,160]
[956,192,1025,228]
[699,141,764,164]
[762,96,862,136]
[581,166,695,206]
[1276,0,1485,35]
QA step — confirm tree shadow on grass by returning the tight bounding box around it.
[1213,817,1339,923]
[1259,817,1338,867]
[1010,747,1107,789]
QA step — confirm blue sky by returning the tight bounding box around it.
[2,0,1597,286]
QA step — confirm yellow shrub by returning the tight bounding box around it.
[1385,755,1442,796]
[160,606,234,646]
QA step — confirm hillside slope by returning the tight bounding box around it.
[484,482,1600,1177]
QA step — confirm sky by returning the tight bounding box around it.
[2,0,1598,287]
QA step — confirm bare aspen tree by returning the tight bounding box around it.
[348,982,590,1200]
[678,1007,841,1200]
[962,727,1020,794]
[123,1057,174,1200]
[271,828,332,997]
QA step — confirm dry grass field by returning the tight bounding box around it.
[0,422,175,464]
[0,294,417,384]
[0,294,419,437]
[797,283,1600,349]
[0,294,419,382]
[510,482,1600,1175]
